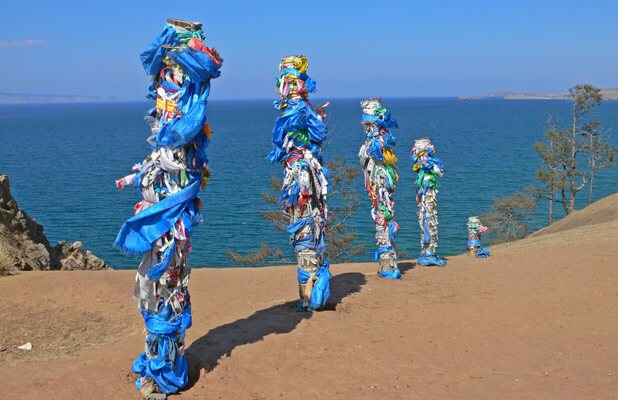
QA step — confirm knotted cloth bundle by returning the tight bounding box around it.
[467,216,491,258]
[411,138,447,267]
[269,55,331,311]
[114,19,222,398]
[358,98,401,279]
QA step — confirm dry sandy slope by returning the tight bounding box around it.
[1,196,617,400]
[530,193,618,238]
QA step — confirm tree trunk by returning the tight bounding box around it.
[568,193,576,214]
[549,191,554,225]
[588,133,595,205]
[504,218,512,242]
[588,171,595,204]
[560,173,569,214]
[568,104,578,215]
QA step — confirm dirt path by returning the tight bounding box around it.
[1,204,617,399]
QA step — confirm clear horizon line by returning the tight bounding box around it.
[0,95,465,105]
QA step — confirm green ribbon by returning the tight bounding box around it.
[378,204,393,221]
[180,170,189,187]
[415,169,438,189]
[290,129,309,144]
[384,165,398,184]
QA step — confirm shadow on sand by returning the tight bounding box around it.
[184,271,367,390]
[398,260,417,277]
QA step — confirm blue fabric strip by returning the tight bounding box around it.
[114,180,200,254]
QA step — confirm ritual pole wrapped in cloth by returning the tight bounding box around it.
[410,138,447,267]
[268,55,331,312]
[114,19,222,399]
[358,98,401,279]
[467,216,491,258]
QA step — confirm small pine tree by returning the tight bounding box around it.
[482,190,538,244]
[227,157,365,265]
[534,84,616,219]
[226,243,284,265]
[583,126,616,204]
[534,121,565,224]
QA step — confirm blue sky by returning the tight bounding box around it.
[1,0,617,100]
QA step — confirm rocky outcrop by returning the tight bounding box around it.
[55,241,107,270]
[0,174,108,271]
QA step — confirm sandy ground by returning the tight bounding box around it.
[1,195,617,399]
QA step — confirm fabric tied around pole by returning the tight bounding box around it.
[140,25,178,75]
[297,261,331,310]
[156,83,211,148]
[119,20,223,397]
[411,137,446,267]
[167,47,221,83]
[418,249,447,267]
[359,98,401,279]
[132,304,192,395]
[467,217,491,258]
[114,180,200,255]
[468,239,491,258]
[146,241,176,281]
[268,99,326,163]
[361,113,399,129]
[286,217,312,235]
[279,68,317,92]
[378,268,401,280]
[272,55,330,311]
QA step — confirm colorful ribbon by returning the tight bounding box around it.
[411,137,446,267]
[115,19,222,397]
[269,55,331,311]
[358,98,401,279]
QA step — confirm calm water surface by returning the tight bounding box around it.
[1,99,616,268]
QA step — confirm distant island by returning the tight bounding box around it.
[0,92,115,104]
[459,88,618,101]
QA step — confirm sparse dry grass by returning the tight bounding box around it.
[0,242,13,276]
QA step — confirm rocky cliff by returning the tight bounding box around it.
[0,174,108,272]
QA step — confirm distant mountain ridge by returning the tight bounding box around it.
[0,92,115,104]
[459,88,618,100]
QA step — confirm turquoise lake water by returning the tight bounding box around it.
[0,99,616,268]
